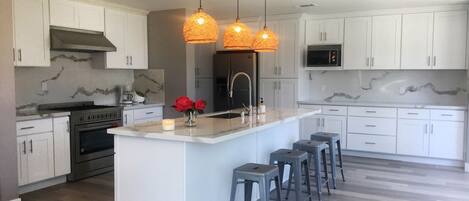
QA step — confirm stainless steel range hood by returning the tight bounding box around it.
[50,26,116,52]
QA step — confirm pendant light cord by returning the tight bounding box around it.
[236,0,240,20]
[264,0,267,28]
[198,0,202,11]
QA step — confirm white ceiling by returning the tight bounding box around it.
[103,0,469,19]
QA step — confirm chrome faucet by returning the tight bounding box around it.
[229,72,253,115]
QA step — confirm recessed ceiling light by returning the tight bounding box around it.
[298,2,319,8]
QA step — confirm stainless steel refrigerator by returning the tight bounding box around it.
[213,51,258,112]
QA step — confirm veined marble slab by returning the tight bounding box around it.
[108,109,320,144]
[16,110,70,122]
[298,100,467,110]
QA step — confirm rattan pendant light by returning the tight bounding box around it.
[223,0,253,49]
[183,0,218,44]
[252,0,278,52]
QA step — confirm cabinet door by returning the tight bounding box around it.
[17,136,28,186]
[344,17,372,69]
[305,20,322,45]
[123,110,134,127]
[13,0,50,67]
[259,22,278,78]
[323,115,347,149]
[433,11,467,69]
[277,79,297,109]
[397,119,429,157]
[77,2,104,32]
[323,19,344,44]
[195,44,215,78]
[195,78,214,113]
[49,0,78,29]
[259,79,277,109]
[27,132,55,183]
[277,20,298,78]
[53,117,71,176]
[401,13,434,69]
[105,9,127,69]
[371,15,401,69]
[429,121,464,160]
[126,13,148,69]
[300,115,322,140]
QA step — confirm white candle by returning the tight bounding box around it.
[162,119,176,131]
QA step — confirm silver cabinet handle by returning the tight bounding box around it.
[365,142,376,145]
[146,112,154,115]
[329,109,339,112]
[441,114,453,117]
[371,57,375,67]
[427,56,431,66]
[365,124,376,128]
[320,32,323,41]
[424,124,428,134]
[13,48,15,62]
[430,124,434,135]
[126,56,129,65]
[29,140,33,153]
[407,112,419,115]
[433,56,436,66]
[18,49,22,62]
[23,141,27,154]
[124,114,128,125]
[278,81,281,90]
[321,118,325,127]
[366,57,370,66]
[278,67,282,75]
[130,56,133,65]
[20,126,34,130]
[67,121,70,132]
[317,118,321,127]
[324,32,327,41]
[365,111,377,113]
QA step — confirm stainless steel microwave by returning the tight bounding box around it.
[306,45,342,67]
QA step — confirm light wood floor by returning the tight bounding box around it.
[20,156,469,201]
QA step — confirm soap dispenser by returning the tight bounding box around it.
[258,98,266,114]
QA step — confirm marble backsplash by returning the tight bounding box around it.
[15,52,165,111]
[302,70,468,106]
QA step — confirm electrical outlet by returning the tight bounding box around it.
[41,82,48,92]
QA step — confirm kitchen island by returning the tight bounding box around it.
[108,109,320,201]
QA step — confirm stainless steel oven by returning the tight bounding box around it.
[306,45,342,67]
[74,121,119,163]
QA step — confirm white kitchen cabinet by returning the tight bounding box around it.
[401,13,434,69]
[123,106,163,126]
[27,132,55,184]
[95,9,148,69]
[343,17,371,70]
[50,0,105,32]
[260,79,297,110]
[306,18,344,45]
[123,110,135,127]
[53,117,71,176]
[300,115,322,140]
[323,115,347,147]
[195,44,216,78]
[433,11,467,70]
[13,0,50,67]
[195,78,214,113]
[429,121,464,160]
[299,105,347,147]
[17,136,28,186]
[397,119,429,156]
[260,20,298,79]
[371,15,401,69]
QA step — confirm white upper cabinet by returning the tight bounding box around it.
[433,11,467,70]
[401,13,434,69]
[343,17,372,70]
[13,0,50,67]
[371,15,401,69]
[306,18,344,45]
[95,8,148,69]
[50,0,105,32]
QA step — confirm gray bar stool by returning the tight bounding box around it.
[270,149,312,201]
[230,163,282,201]
[310,132,346,189]
[293,140,331,201]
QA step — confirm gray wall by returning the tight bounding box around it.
[148,9,194,118]
[0,0,19,199]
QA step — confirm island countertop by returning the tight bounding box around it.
[108,108,320,144]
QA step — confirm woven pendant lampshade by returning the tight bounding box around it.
[223,0,253,49]
[183,1,218,44]
[252,0,278,52]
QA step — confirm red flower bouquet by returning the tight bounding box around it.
[172,96,206,115]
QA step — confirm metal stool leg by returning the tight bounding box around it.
[322,150,331,195]
[337,140,346,182]
[259,178,268,201]
[313,151,322,201]
[230,174,237,201]
[303,160,312,201]
[274,176,282,201]
[278,161,285,188]
[294,161,302,201]
[328,140,337,189]
[286,165,294,200]
[244,180,253,201]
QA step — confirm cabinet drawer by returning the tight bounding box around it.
[348,117,397,136]
[348,107,397,118]
[322,106,347,116]
[133,107,163,120]
[430,110,465,121]
[347,134,396,154]
[398,109,430,120]
[17,119,53,136]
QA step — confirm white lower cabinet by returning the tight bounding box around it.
[397,119,429,157]
[428,121,464,160]
[123,106,163,126]
[17,117,70,186]
[347,134,396,154]
[123,110,135,127]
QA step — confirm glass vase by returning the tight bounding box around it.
[185,111,197,127]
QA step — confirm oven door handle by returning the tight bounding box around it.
[77,123,118,132]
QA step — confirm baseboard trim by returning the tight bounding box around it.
[19,176,66,194]
[465,162,469,172]
[343,150,464,167]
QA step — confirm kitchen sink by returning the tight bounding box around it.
[207,113,241,119]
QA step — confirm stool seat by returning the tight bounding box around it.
[234,163,278,177]
[230,163,282,201]
[311,132,340,141]
[294,140,328,152]
[270,149,308,164]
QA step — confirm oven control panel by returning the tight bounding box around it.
[74,110,122,124]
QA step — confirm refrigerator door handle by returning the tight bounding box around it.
[226,70,231,95]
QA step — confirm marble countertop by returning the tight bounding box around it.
[16,110,71,122]
[120,103,165,110]
[108,109,320,144]
[298,100,467,110]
